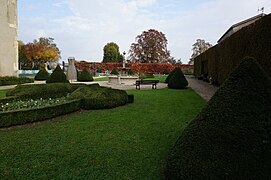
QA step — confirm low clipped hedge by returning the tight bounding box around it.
[0,76,34,86]
[0,100,81,128]
[6,83,95,100]
[68,86,128,109]
[1,83,132,127]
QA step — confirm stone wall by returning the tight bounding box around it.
[0,0,18,76]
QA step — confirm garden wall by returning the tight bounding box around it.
[75,62,194,75]
[194,13,271,85]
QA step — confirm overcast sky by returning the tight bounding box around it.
[18,0,271,63]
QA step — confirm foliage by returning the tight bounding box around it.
[0,97,67,112]
[0,88,205,179]
[46,65,69,83]
[127,69,134,75]
[19,37,61,69]
[103,42,123,62]
[6,83,89,100]
[128,29,171,63]
[168,68,188,89]
[194,14,271,85]
[0,99,81,128]
[75,62,185,74]
[166,58,271,179]
[68,86,128,109]
[165,68,178,83]
[0,76,34,86]
[189,39,212,65]
[34,69,49,81]
[77,69,94,82]
[110,68,119,75]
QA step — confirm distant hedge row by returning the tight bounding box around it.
[194,14,271,85]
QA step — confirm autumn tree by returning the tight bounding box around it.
[102,42,123,62]
[19,37,61,69]
[189,39,212,65]
[128,29,171,63]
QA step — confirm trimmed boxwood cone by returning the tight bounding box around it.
[166,57,271,179]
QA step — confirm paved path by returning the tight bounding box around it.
[186,76,219,101]
[0,77,218,101]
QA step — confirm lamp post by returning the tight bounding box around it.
[122,51,126,69]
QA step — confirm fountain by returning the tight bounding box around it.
[108,52,138,85]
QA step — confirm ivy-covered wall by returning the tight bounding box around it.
[194,14,271,85]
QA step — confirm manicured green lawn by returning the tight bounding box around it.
[0,90,7,98]
[94,77,109,81]
[145,75,168,83]
[0,88,205,179]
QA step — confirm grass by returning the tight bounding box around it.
[0,88,205,179]
[145,75,168,83]
[94,77,109,81]
[0,90,7,98]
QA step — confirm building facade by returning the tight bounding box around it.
[0,0,18,76]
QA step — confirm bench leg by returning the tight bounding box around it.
[136,85,140,90]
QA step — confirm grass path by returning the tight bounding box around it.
[0,88,205,179]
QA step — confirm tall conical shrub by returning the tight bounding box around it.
[168,68,188,89]
[166,57,271,179]
[165,68,178,83]
[77,69,93,82]
[34,68,49,81]
[46,65,69,83]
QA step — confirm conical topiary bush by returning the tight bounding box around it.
[34,68,49,81]
[46,65,69,83]
[166,57,271,179]
[165,68,177,83]
[110,68,119,75]
[168,68,188,89]
[77,69,94,82]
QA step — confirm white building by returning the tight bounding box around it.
[0,0,18,76]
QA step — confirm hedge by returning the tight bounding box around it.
[0,76,34,86]
[166,58,271,179]
[0,100,81,128]
[34,69,49,81]
[194,14,271,85]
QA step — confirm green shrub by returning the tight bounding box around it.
[110,68,119,75]
[168,68,188,89]
[127,69,134,76]
[68,86,128,109]
[77,69,94,82]
[165,68,178,83]
[34,69,49,81]
[46,65,69,83]
[127,94,134,103]
[6,83,93,100]
[166,58,271,179]
[0,100,81,128]
[0,76,34,86]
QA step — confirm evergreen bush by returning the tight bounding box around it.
[166,58,271,179]
[110,68,119,75]
[127,69,134,76]
[168,68,188,89]
[165,68,178,83]
[34,69,49,81]
[46,65,69,83]
[0,76,34,86]
[77,69,94,82]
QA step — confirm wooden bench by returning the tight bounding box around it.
[135,80,159,90]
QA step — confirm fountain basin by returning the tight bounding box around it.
[108,76,138,85]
